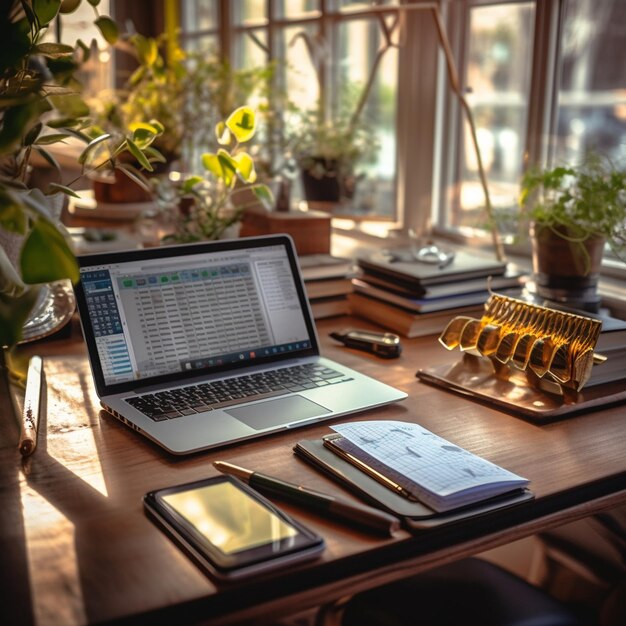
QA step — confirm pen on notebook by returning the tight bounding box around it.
[19,355,43,457]
[213,461,400,536]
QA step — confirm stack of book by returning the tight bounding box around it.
[349,248,524,337]
[581,312,626,387]
[299,254,355,319]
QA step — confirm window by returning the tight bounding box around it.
[180,0,402,221]
[180,1,625,271]
[438,0,626,255]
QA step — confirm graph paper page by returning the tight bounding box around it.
[332,421,528,503]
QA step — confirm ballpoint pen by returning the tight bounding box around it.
[19,355,43,457]
[213,461,400,536]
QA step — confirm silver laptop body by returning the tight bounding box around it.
[74,234,406,454]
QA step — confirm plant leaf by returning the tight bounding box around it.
[35,132,70,145]
[49,94,90,119]
[0,104,39,156]
[33,0,61,27]
[48,183,80,198]
[182,176,203,193]
[33,42,75,57]
[78,133,111,164]
[95,16,119,45]
[126,138,153,171]
[59,0,82,14]
[24,122,43,146]
[225,106,256,143]
[251,184,274,210]
[0,287,41,348]
[20,219,79,285]
[132,34,159,66]
[215,121,230,145]
[142,146,166,164]
[0,188,27,235]
[115,163,152,193]
[232,152,257,183]
[33,146,61,173]
[201,153,222,179]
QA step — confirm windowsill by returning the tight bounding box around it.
[329,227,626,320]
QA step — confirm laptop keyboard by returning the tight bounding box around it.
[125,363,352,422]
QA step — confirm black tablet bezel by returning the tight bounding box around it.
[144,474,324,580]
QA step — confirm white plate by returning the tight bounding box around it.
[20,280,76,344]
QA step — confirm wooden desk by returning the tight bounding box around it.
[1,315,625,626]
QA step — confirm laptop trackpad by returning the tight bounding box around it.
[225,395,331,430]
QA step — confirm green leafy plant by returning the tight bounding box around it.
[0,0,160,350]
[161,106,273,244]
[519,154,626,270]
[290,96,377,189]
[91,33,274,176]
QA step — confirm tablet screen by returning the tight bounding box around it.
[161,481,298,555]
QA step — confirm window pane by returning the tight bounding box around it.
[233,30,269,69]
[281,25,320,112]
[276,0,320,18]
[181,0,218,32]
[184,35,219,53]
[449,2,534,231]
[334,0,398,11]
[44,1,112,97]
[334,19,398,217]
[554,0,626,165]
[232,0,267,25]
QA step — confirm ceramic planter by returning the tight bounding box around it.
[530,222,605,311]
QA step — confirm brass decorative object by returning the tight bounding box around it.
[439,294,604,392]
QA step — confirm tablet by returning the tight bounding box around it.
[144,474,325,581]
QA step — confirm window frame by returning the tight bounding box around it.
[177,0,625,281]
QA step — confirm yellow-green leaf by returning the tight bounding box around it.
[232,152,257,183]
[225,107,256,143]
[201,153,223,179]
[95,16,119,45]
[182,176,204,193]
[215,121,230,145]
[20,219,79,285]
[217,150,238,187]
[133,34,159,66]
[252,184,275,210]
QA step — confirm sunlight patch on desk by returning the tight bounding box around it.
[19,487,86,626]
[45,358,109,498]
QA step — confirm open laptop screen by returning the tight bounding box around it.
[75,236,319,395]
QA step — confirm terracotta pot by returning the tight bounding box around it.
[530,222,605,311]
[92,170,153,204]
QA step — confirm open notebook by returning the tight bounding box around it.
[322,420,529,513]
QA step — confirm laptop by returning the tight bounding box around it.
[73,234,407,454]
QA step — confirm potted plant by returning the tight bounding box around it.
[291,100,376,206]
[0,0,159,377]
[285,28,382,209]
[160,106,273,243]
[519,154,626,310]
[89,34,275,204]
